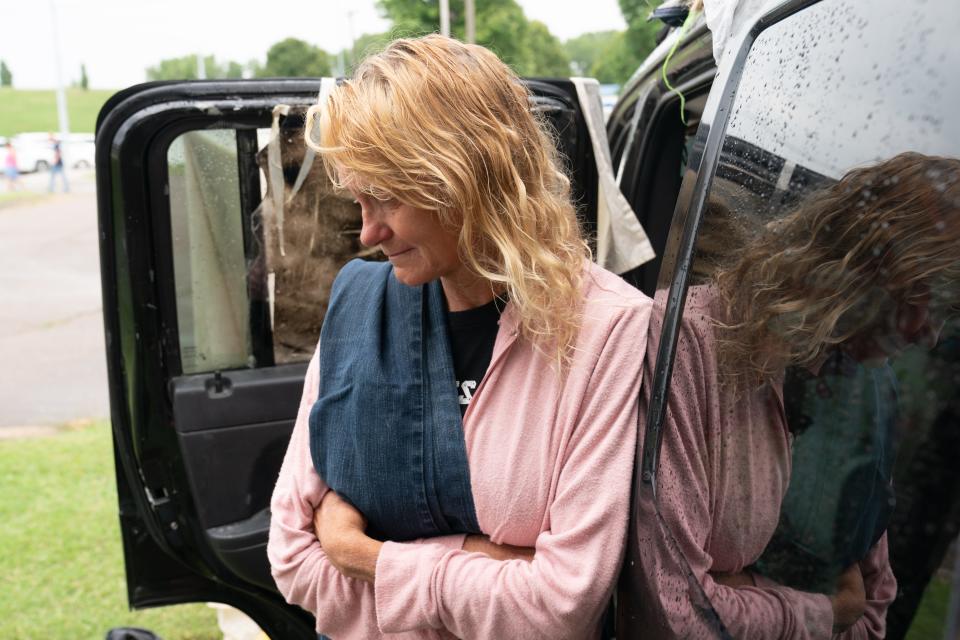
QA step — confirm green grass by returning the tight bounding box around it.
[0,422,221,639]
[0,88,116,136]
[0,191,46,209]
[905,575,952,640]
[0,420,953,638]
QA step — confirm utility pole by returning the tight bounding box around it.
[49,0,70,137]
[439,0,450,37]
[346,8,357,70]
[465,0,475,43]
[196,54,206,80]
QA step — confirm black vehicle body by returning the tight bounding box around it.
[97,1,960,637]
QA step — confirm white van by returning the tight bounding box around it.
[11,133,56,173]
[64,133,96,169]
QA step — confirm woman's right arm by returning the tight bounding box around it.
[267,344,466,636]
[634,311,836,639]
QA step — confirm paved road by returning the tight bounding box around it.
[0,170,110,428]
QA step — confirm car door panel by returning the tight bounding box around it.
[171,363,306,536]
[204,508,275,591]
[171,364,308,434]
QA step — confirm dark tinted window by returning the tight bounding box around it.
[635,1,960,638]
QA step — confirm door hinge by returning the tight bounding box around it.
[139,462,184,548]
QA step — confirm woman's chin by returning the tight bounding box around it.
[390,266,430,287]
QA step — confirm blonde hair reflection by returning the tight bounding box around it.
[715,152,960,387]
[305,35,590,367]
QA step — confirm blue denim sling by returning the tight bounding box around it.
[308,259,482,541]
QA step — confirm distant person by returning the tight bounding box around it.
[4,142,18,191]
[48,133,68,193]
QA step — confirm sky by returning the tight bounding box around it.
[1,0,628,90]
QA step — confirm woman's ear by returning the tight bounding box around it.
[896,295,942,349]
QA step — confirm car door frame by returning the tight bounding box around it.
[96,79,325,639]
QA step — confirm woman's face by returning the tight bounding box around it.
[850,289,949,365]
[351,187,462,287]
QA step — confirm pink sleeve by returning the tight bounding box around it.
[267,342,467,635]
[373,305,648,638]
[635,310,835,639]
[835,534,897,640]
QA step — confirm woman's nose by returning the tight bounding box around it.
[358,207,392,247]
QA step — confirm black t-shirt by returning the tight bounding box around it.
[446,297,504,416]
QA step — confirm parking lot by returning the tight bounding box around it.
[0,168,109,432]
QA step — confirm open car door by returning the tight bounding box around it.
[95,77,599,637]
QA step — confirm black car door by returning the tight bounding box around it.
[95,77,598,638]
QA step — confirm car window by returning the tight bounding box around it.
[637,1,960,638]
[608,93,639,174]
[168,129,250,373]
[166,112,365,375]
[620,86,709,295]
[163,89,589,377]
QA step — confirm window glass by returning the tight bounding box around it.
[637,1,960,638]
[168,130,250,373]
[252,113,366,365]
[622,88,708,295]
[167,114,366,375]
[166,92,590,377]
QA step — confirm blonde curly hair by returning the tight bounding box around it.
[714,152,960,387]
[305,35,590,367]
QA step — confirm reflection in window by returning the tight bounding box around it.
[634,0,960,638]
[252,111,366,364]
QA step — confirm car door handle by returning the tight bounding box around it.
[205,371,233,398]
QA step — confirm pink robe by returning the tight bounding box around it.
[630,286,897,639]
[268,262,652,639]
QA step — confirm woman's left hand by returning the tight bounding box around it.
[313,491,381,583]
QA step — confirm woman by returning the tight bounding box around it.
[267,35,652,639]
[631,153,960,638]
[4,142,18,191]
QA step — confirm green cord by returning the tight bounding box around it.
[661,8,702,125]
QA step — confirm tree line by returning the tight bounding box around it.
[0,61,90,90]
[145,0,664,86]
